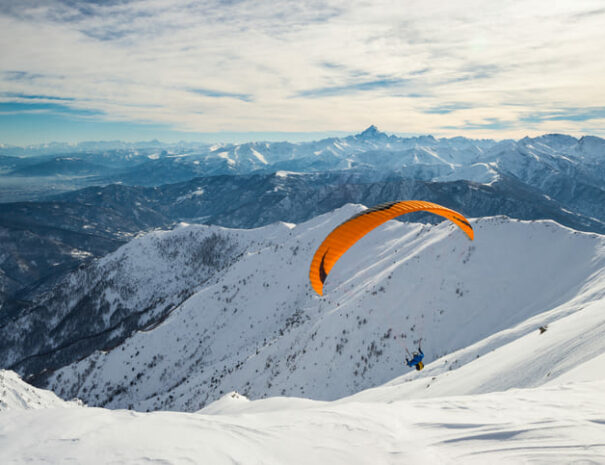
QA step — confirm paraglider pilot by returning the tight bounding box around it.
[406,346,424,371]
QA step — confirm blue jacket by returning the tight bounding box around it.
[406,349,424,367]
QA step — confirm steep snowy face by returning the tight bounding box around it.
[44,209,605,412]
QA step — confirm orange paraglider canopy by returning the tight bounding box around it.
[309,200,474,295]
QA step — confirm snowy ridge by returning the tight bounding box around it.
[42,208,605,413]
[0,370,77,411]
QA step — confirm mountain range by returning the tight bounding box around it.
[1,128,604,309]
[1,127,604,390]
[2,127,604,205]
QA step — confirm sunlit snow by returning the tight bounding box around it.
[1,206,604,464]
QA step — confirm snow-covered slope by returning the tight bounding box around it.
[0,370,78,411]
[2,204,605,464]
[43,207,605,412]
[2,372,604,464]
[351,278,605,402]
[0,225,244,377]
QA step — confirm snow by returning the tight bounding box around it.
[0,371,78,411]
[441,162,499,184]
[548,352,605,385]
[418,146,456,169]
[250,147,268,164]
[175,187,205,203]
[2,206,604,463]
[275,170,300,178]
[69,249,93,259]
[1,371,604,464]
[216,151,236,166]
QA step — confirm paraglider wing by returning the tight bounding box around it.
[309,200,474,295]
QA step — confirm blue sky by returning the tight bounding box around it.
[1,0,605,145]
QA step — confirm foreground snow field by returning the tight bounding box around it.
[1,371,604,464]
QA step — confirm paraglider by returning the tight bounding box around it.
[406,345,425,371]
[309,200,474,296]
[308,200,474,373]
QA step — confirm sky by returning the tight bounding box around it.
[1,0,605,145]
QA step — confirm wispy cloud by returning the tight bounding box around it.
[0,101,102,117]
[442,118,514,131]
[410,68,431,76]
[3,92,75,101]
[424,103,473,115]
[1,0,605,143]
[572,7,605,20]
[439,65,501,85]
[295,78,409,98]
[190,88,253,102]
[3,71,51,81]
[521,107,605,123]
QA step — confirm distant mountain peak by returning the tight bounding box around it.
[357,125,385,139]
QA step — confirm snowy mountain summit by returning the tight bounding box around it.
[356,124,388,140]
